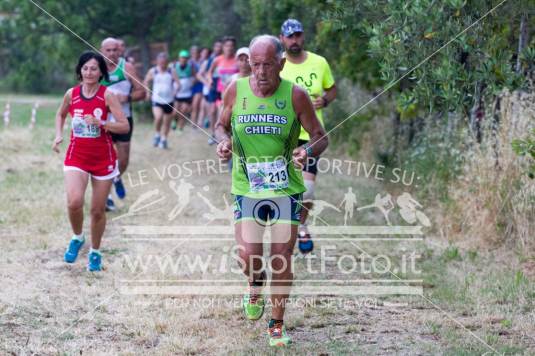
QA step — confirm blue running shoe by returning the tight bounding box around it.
[298,232,314,254]
[105,196,116,212]
[153,135,160,147]
[87,251,102,272]
[159,139,168,149]
[114,177,126,199]
[64,236,85,263]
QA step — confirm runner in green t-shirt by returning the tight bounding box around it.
[279,19,337,254]
[215,35,328,347]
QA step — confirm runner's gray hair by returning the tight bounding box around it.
[249,35,283,60]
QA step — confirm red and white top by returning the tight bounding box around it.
[64,85,117,177]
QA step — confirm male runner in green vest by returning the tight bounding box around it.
[279,19,337,254]
[215,35,328,347]
[100,38,144,211]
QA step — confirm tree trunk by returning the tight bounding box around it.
[516,14,529,74]
[139,36,151,75]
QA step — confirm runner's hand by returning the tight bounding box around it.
[292,146,307,169]
[216,138,232,160]
[312,96,325,110]
[83,115,100,126]
[52,136,63,153]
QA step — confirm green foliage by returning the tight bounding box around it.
[331,0,530,116]
[512,128,535,178]
[323,0,534,168]
[442,244,462,262]
[0,0,210,92]
[0,0,381,94]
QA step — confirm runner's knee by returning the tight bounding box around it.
[67,196,84,211]
[303,179,315,201]
[90,206,106,220]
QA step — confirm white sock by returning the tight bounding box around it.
[90,248,101,256]
[72,233,84,241]
[154,133,160,138]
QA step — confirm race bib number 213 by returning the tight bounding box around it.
[246,159,289,192]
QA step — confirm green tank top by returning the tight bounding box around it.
[101,57,126,86]
[175,62,192,78]
[231,77,305,198]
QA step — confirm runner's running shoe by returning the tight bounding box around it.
[114,177,126,199]
[268,319,291,347]
[153,135,160,147]
[64,235,85,263]
[242,285,265,320]
[242,272,266,320]
[298,230,314,254]
[105,196,116,212]
[87,251,102,272]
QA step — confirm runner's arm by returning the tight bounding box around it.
[52,89,72,153]
[214,81,236,159]
[125,62,145,102]
[207,59,217,88]
[143,69,154,100]
[196,61,209,85]
[191,64,197,82]
[293,85,328,157]
[103,90,130,134]
[170,67,181,95]
[323,84,337,106]
[312,84,337,110]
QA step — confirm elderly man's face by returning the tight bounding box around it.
[101,41,119,64]
[157,55,168,67]
[249,44,282,92]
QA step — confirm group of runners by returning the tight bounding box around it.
[52,18,336,347]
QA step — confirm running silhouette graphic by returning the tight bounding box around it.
[339,187,358,226]
[112,189,165,221]
[168,179,195,220]
[396,192,431,227]
[308,200,341,225]
[357,193,395,225]
[197,191,234,225]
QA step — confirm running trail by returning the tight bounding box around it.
[0,122,519,355]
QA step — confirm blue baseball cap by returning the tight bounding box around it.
[281,19,303,37]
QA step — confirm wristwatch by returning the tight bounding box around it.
[322,96,329,107]
[303,143,313,156]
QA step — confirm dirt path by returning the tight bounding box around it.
[1,121,533,355]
